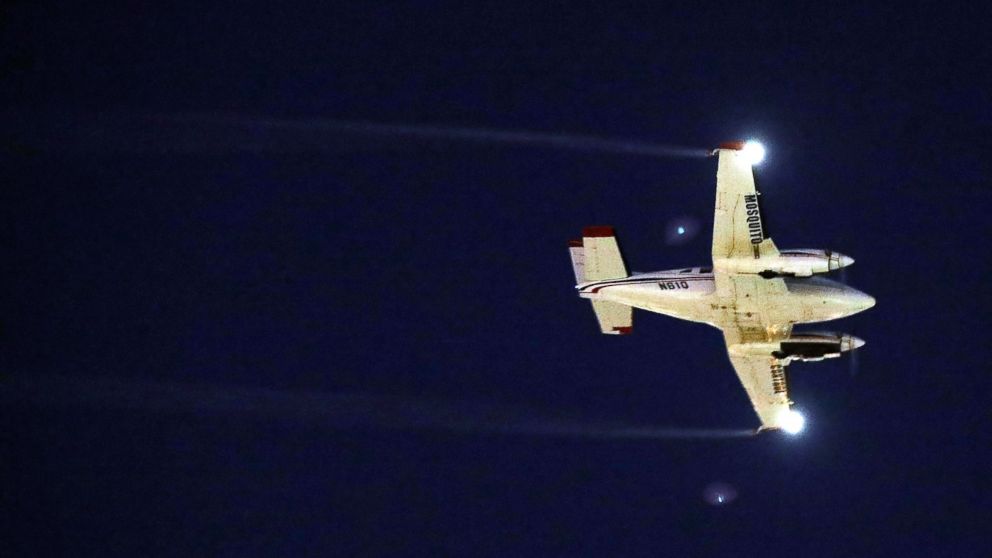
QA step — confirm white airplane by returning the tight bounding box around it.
[568,140,875,434]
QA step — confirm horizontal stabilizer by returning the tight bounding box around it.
[591,300,633,335]
[582,226,628,281]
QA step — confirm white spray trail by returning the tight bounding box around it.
[4,111,710,158]
[0,374,755,440]
[237,117,712,158]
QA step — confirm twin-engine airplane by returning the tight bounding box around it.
[568,141,875,434]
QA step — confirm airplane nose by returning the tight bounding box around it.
[842,289,875,316]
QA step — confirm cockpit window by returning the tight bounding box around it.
[699,267,712,273]
[678,268,693,273]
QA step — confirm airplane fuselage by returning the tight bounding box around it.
[577,267,874,330]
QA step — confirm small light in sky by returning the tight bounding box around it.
[664,215,699,245]
[703,482,738,506]
[742,140,766,165]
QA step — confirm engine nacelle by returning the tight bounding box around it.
[757,249,854,278]
[719,248,854,278]
[773,332,865,362]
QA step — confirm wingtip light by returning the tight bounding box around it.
[742,140,766,165]
[778,408,805,435]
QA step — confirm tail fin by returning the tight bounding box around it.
[581,226,628,281]
[568,226,633,335]
[568,239,585,283]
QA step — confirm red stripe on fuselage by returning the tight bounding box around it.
[582,276,713,293]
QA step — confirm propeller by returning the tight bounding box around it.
[834,265,861,377]
[849,342,860,377]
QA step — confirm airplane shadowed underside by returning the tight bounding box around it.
[568,141,875,434]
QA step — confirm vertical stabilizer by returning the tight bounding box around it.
[568,239,585,283]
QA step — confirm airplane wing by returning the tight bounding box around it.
[723,346,792,429]
[716,272,794,430]
[713,272,790,333]
[711,144,779,263]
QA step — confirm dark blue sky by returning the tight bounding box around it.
[2,2,990,556]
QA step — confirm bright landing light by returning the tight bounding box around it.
[778,409,806,435]
[742,140,766,165]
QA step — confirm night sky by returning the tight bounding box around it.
[2,2,990,556]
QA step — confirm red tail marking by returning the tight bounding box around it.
[718,141,745,150]
[583,226,615,238]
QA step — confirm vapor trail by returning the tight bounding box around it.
[213,115,711,158]
[3,111,710,158]
[0,374,755,440]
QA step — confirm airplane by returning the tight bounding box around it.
[567,140,875,434]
